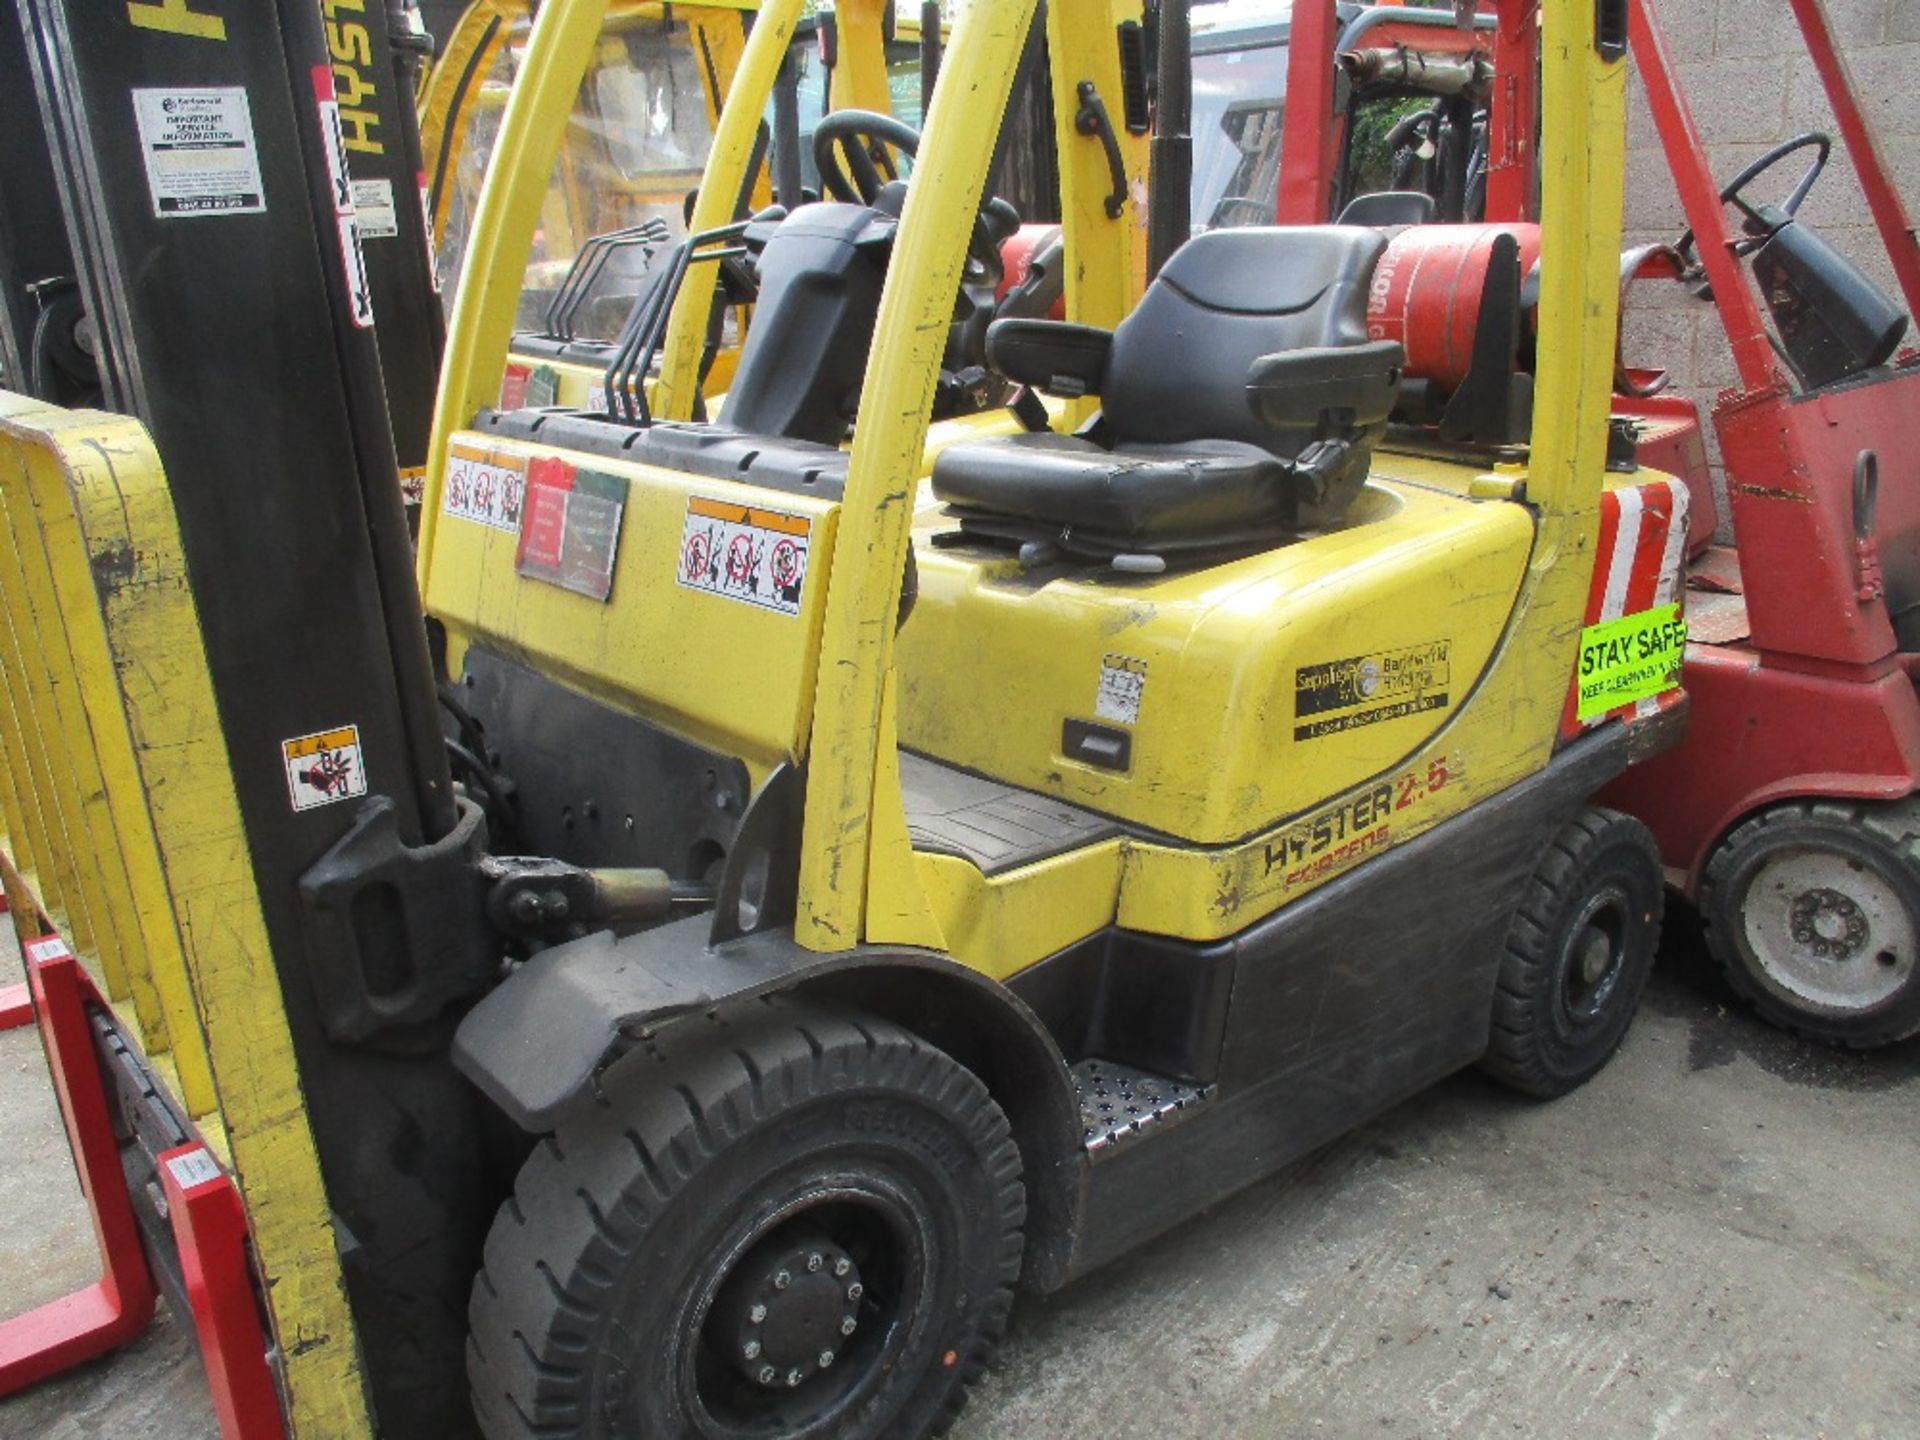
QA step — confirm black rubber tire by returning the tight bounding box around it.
[1698,800,1920,1048]
[1478,806,1663,1098]
[467,1002,1025,1440]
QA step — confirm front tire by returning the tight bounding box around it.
[468,1003,1025,1440]
[1479,807,1663,1098]
[1699,799,1920,1048]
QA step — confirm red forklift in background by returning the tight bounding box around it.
[1247,0,1920,1046]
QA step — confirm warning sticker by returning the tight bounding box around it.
[1576,603,1687,720]
[443,446,527,532]
[352,177,399,238]
[1294,640,1451,741]
[516,456,627,602]
[311,68,373,326]
[131,88,266,218]
[282,725,368,812]
[1095,655,1148,727]
[164,1148,223,1192]
[678,497,811,614]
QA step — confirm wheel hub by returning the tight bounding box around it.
[1788,887,1868,959]
[710,1229,863,1391]
[1740,843,1917,1012]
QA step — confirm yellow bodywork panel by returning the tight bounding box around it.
[899,466,1535,843]
[916,843,1126,981]
[0,398,369,1440]
[427,431,838,777]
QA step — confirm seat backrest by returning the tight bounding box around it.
[1338,191,1439,227]
[1103,226,1388,454]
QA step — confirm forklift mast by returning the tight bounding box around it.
[12,0,489,1429]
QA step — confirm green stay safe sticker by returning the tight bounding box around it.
[1576,602,1687,720]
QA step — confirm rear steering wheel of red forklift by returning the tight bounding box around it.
[1479,808,1664,1098]
[1699,800,1920,1048]
[466,1004,1025,1439]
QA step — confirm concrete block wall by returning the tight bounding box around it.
[1621,0,1920,537]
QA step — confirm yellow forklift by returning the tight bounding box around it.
[0,0,1687,1434]
[421,0,953,409]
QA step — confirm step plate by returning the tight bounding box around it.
[1072,1058,1212,1155]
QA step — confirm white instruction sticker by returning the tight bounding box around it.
[443,447,527,532]
[281,725,369,812]
[165,1147,224,1192]
[678,497,811,615]
[131,88,266,218]
[1095,654,1148,727]
[23,936,71,965]
[352,177,398,239]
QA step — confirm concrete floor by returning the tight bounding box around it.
[0,916,1914,1440]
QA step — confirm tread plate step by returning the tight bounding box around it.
[1072,1057,1212,1155]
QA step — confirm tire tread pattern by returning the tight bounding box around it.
[467,999,1024,1440]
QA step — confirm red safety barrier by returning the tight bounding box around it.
[157,1144,287,1439]
[0,982,28,1032]
[0,938,157,1393]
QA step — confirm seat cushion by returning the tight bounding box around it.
[931,432,1296,546]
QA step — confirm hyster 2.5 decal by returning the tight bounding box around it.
[1262,755,1459,893]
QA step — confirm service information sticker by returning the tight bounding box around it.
[443,446,527,533]
[1094,655,1148,727]
[281,725,368,812]
[678,497,811,615]
[1576,603,1687,719]
[131,87,266,218]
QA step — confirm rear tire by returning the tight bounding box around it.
[1699,800,1920,1048]
[467,1003,1025,1440]
[1479,807,1663,1098]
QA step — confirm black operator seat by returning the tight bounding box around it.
[1338,190,1439,227]
[930,226,1404,567]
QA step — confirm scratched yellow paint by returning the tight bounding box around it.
[0,400,371,1439]
[1,412,170,1045]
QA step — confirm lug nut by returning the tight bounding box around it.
[786,1368,804,1387]
[818,1350,836,1368]
[749,1303,767,1324]
[833,1257,851,1277]
[807,1252,824,1273]
[840,1316,858,1336]
[845,1282,863,1302]
[743,1340,761,1360]
[758,1365,777,1385]
[774,1270,791,1291]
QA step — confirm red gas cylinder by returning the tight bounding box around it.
[997,223,1066,318]
[1365,223,1543,388]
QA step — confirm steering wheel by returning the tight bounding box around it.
[812,109,921,205]
[1675,131,1832,266]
